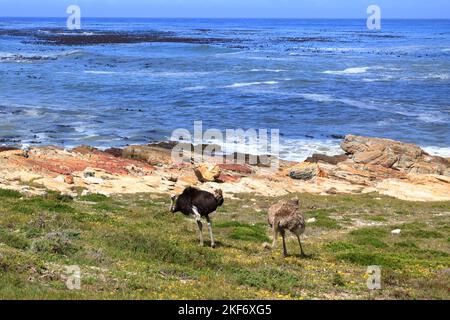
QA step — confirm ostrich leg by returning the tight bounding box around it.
[271,225,279,249]
[280,230,288,257]
[192,206,204,246]
[206,215,216,248]
[296,235,307,257]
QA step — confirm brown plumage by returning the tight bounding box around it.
[268,198,306,257]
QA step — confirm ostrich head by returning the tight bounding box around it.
[214,189,224,206]
[169,194,179,213]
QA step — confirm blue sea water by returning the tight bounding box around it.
[0,18,449,160]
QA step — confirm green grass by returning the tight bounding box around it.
[0,189,449,300]
[306,209,341,230]
[216,221,269,242]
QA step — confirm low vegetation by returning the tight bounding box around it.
[0,189,449,299]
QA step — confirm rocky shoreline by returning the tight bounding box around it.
[1,135,449,202]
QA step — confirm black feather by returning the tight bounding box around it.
[173,187,224,217]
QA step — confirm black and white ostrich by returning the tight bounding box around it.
[170,187,224,248]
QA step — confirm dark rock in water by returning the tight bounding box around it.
[282,37,332,43]
[0,136,21,143]
[35,31,233,46]
[305,153,348,165]
[105,147,123,158]
[330,134,346,140]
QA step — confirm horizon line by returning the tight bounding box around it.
[1,16,450,20]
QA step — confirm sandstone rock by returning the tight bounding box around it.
[376,176,450,202]
[72,145,98,155]
[64,175,74,184]
[0,146,19,153]
[341,135,450,176]
[218,163,253,175]
[223,152,273,167]
[194,163,221,182]
[216,173,241,183]
[289,163,321,180]
[0,135,449,202]
[123,145,173,165]
[104,147,123,158]
[305,153,348,165]
[54,175,66,183]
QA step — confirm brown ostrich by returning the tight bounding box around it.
[268,198,307,257]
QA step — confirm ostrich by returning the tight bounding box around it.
[170,187,224,248]
[268,198,307,257]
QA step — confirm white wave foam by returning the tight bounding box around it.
[299,93,334,103]
[423,146,450,157]
[426,73,449,80]
[171,135,343,162]
[417,113,447,124]
[323,67,370,75]
[84,70,117,75]
[225,81,279,88]
[182,85,208,91]
[153,71,211,77]
[280,139,344,162]
[250,69,287,73]
[299,93,448,124]
[0,50,83,63]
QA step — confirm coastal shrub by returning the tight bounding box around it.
[231,267,304,293]
[0,189,22,199]
[349,227,389,248]
[103,231,220,269]
[79,193,109,202]
[394,241,418,249]
[0,228,29,250]
[93,202,124,213]
[9,204,35,215]
[367,215,387,222]
[336,251,400,269]
[404,229,443,239]
[326,241,356,252]
[17,197,75,214]
[400,222,444,239]
[31,231,78,256]
[332,272,346,287]
[349,227,388,238]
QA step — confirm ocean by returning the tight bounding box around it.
[1,18,449,161]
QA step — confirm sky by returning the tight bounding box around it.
[1,0,449,19]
